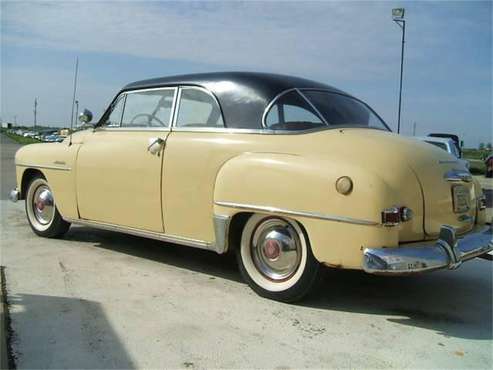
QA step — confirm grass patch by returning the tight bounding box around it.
[1,131,41,145]
[463,148,490,160]
[468,159,486,175]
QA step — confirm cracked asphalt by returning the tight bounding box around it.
[1,133,492,369]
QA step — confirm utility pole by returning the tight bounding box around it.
[392,8,406,134]
[413,122,416,136]
[14,115,17,126]
[33,98,38,130]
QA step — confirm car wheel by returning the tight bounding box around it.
[237,214,320,302]
[25,175,70,238]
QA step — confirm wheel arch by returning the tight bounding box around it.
[20,168,45,200]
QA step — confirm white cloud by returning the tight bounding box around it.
[1,1,413,79]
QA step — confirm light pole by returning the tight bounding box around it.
[75,100,79,128]
[33,98,38,131]
[392,8,406,134]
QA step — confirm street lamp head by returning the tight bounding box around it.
[392,8,405,20]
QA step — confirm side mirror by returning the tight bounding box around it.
[78,109,93,125]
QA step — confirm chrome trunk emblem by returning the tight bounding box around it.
[444,169,473,183]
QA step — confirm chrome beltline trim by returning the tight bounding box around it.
[64,218,213,250]
[214,201,379,226]
[16,163,72,171]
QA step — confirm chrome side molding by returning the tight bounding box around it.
[214,201,379,226]
[16,163,72,171]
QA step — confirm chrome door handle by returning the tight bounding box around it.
[147,137,165,155]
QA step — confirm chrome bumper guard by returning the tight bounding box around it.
[9,188,20,203]
[363,225,493,274]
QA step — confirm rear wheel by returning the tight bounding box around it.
[236,214,320,302]
[25,175,70,238]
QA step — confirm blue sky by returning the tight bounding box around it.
[1,0,491,147]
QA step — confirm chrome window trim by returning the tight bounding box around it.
[214,201,379,226]
[295,88,329,125]
[172,87,182,128]
[261,88,297,128]
[94,127,171,132]
[170,126,336,135]
[16,163,72,171]
[172,85,225,129]
[99,87,178,131]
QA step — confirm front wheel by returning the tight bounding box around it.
[25,175,70,238]
[237,214,320,302]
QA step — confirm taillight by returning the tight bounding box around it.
[382,206,413,226]
[478,195,487,211]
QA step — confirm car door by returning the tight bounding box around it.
[162,86,234,242]
[76,87,177,232]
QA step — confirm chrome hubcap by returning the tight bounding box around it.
[32,185,54,225]
[251,218,302,281]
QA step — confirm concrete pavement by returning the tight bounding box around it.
[0,133,21,201]
[2,199,493,369]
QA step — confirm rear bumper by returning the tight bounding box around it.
[363,224,493,275]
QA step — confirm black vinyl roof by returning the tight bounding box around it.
[123,72,348,129]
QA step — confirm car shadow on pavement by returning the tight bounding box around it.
[302,266,492,340]
[64,226,243,283]
[6,293,135,369]
[65,226,492,341]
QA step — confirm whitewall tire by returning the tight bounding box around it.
[237,214,320,302]
[25,175,70,238]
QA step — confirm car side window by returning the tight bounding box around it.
[121,89,176,128]
[176,88,224,128]
[265,90,324,131]
[104,95,125,127]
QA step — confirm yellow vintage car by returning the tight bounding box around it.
[9,72,492,302]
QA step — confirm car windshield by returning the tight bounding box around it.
[302,90,389,131]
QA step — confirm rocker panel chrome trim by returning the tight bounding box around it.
[64,218,214,250]
[213,214,231,254]
[214,201,379,226]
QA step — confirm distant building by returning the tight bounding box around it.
[1,122,12,129]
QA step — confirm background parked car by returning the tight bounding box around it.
[485,153,493,178]
[414,136,470,169]
[428,133,462,157]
